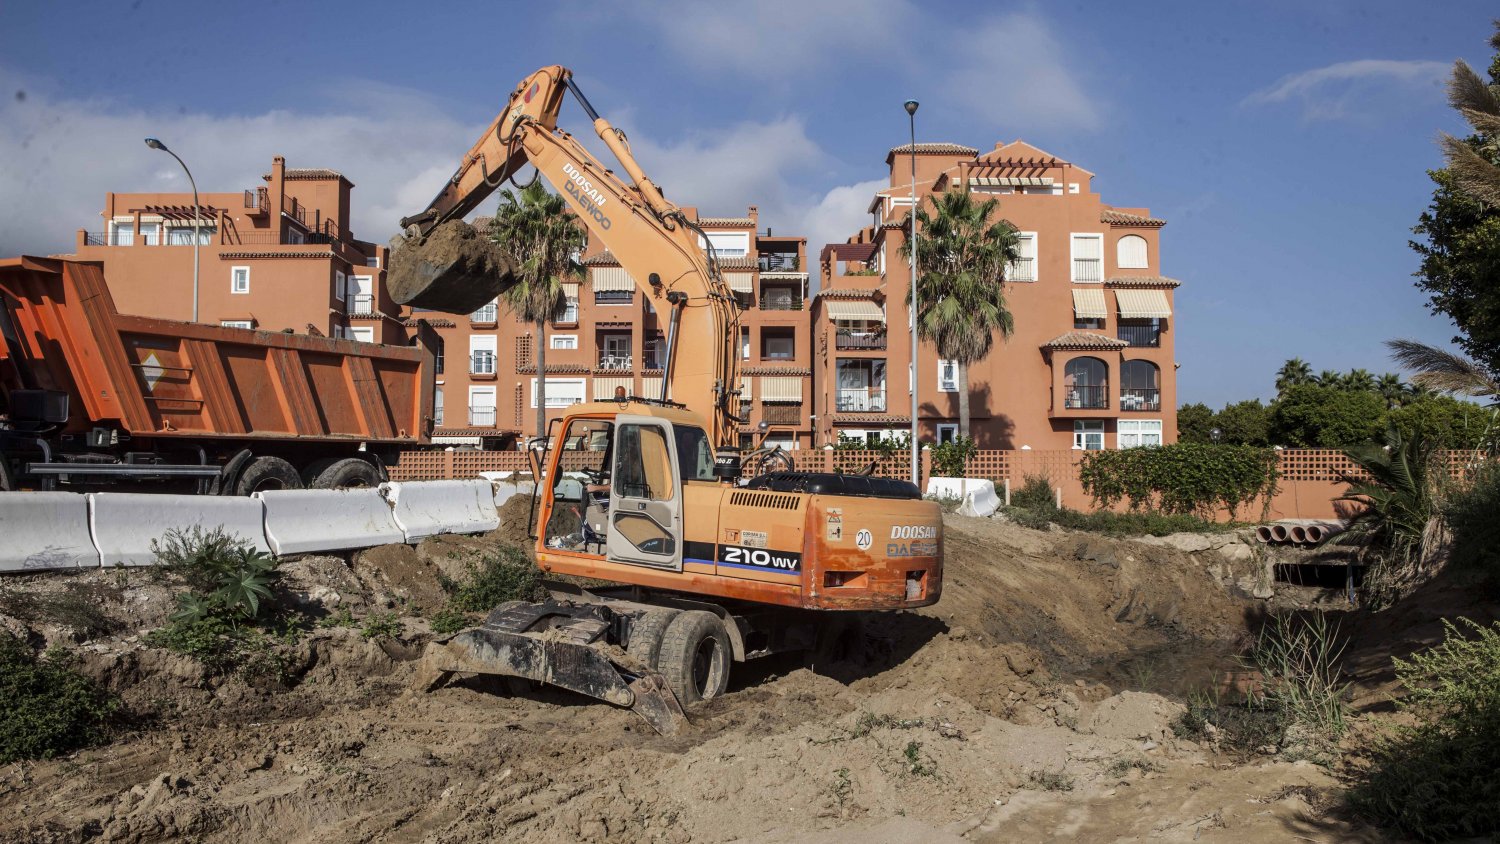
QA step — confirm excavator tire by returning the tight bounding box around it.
[656,611,731,705]
[387,221,519,313]
[625,609,681,670]
[312,457,383,489]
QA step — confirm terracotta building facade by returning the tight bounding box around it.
[813,140,1179,451]
[421,207,815,450]
[71,156,405,344]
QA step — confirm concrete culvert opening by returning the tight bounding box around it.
[387,220,520,313]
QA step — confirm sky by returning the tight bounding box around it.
[1,0,1494,408]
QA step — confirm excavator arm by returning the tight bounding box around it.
[394,66,742,449]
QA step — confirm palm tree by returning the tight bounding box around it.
[899,189,1019,439]
[1377,373,1408,409]
[1438,48,1500,205]
[489,182,586,441]
[1275,358,1314,394]
[1316,369,1343,388]
[1387,339,1500,404]
[1345,368,1377,394]
[1337,423,1444,604]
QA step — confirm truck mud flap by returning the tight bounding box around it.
[416,628,687,735]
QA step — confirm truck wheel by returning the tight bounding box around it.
[0,458,12,491]
[657,610,731,704]
[625,610,680,669]
[312,457,383,489]
[234,456,303,495]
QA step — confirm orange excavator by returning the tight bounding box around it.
[399,66,942,732]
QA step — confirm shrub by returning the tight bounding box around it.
[1078,444,1279,518]
[429,608,474,636]
[1349,618,1500,841]
[360,612,404,641]
[1243,612,1350,759]
[1009,474,1055,510]
[0,634,119,763]
[1444,460,1500,577]
[1338,425,1443,605]
[440,543,544,612]
[930,436,976,479]
[1003,505,1232,537]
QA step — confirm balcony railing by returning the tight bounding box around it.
[1064,384,1108,409]
[470,351,496,375]
[1007,256,1036,281]
[837,388,886,412]
[836,330,885,350]
[1073,258,1102,283]
[244,187,270,212]
[348,293,375,315]
[757,253,799,272]
[597,353,633,370]
[1121,388,1161,412]
[469,407,496,426]
[1117,324,1161,347]
[759,294,803,311]
[434,407,444,426]
[761,403,801,425]
[595,290,632,305]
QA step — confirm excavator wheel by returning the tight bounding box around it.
[625,609,680,670]
[656,611,731,705]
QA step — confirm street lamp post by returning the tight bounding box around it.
[144,138,201,323]
[904,99,919,487]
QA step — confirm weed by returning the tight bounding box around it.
[359,612,404,641]
[1010,474,1056,510]
[0,584,121,642]
[1349,618,1500,841]
[439,543,544,613]
[901,741,936,777]
[1124,656,1160,691]
[1003,505,1237,538]
[1243,612,1350,754]
[0,634,119,763]
[429,608,473,636]
[317,607,356,629]
[829,767,854,807]
[1105,754,1162,778]
[1025,769,1075,792]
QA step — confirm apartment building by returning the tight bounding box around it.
[71,156,405,343]
[813,140,1178,451]
[423,207,814,449]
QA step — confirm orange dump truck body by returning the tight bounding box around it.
[0,257,434,492]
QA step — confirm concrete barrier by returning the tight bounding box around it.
[479,472,538,509]
[0,492,99,571]
[256,487,404,556]
[90,493,269,567]
[925,477,1001,519]
[381,480,500,542]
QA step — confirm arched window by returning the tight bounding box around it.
[1117,234,1148,269]
[1064,357,1108,409]
[1121,360,1160,412]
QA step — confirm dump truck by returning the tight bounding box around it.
[397,65,943,733]
[0,256,438,494]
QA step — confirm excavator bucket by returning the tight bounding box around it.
[387,220,520,313]
[415,627,689,735]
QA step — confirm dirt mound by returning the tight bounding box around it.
[388,221,517,313]
[496,494,536,550]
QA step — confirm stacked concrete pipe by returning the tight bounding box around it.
[1254,519,1344,546]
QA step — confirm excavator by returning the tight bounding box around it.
[396,66,943,733]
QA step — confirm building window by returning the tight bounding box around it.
[1070,233,1103,282]
[349,326,375,344]
[469,335,497,375]
[551,334,578,350]
[1074,317,1105,330]
[366,255,380,268]
[1074,420,1105,450]
[287,228,305,245]
[349,275,374,314]
[595,289,632,305]
[1064,357,1108,409]
[468,387,496,427]
[1117,234,1149,269]
[230,266,250,294]
[334,270,346,302]
[740,327,750,361]
[836,359,886,412]
[698,231,749,258]
[1117,318,1162,347]
[1118,419,1162,448]
[471,300,497,323]
[1008,232,1037,282]
[138,222,160,245]
[1121,360,1161,411]
[557,295,579,324]
[936,423,958,444]
[598,334,632,369]
[220,320,252,330]
[937,359,958,392]
[433,387,444,427]
[761,329,795,360]
[530,377,587,409]
[434,338,445,374]
[108,220,134,246]
[167,226,214,245]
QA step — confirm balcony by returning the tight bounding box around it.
[759,293,803,311]
[1117,322,1161,347]
[1007,256,1036,282]
[470,351,496,375]
[761,403,801,425]
[595,290,632,305]
[597,353,633,371]
[837,388,887,412]
[244,187,270,216]
[1064,384,1108,410]
[1073,258,1102,283]
[347,293,375,315]
[1121,388,1161,412]
[835,330,885,351]
[434,407,444,426]
[469,407,496,427]
[757,253,800,272]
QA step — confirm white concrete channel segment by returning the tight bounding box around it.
[0,479,514,572]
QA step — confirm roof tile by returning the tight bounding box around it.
[1042,331,1130,351]
[1101,209,1166,227]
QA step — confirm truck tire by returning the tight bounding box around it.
[312,457,383,489]
[657,610,731,704]
[0,457,12,491]
[234,456,303,495]
[625,609,680,669]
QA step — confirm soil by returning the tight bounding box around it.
[0,515,1424,843]
[387,220,518,314]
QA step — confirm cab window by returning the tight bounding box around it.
[674,425,716,481]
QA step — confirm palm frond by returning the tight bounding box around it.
[1385,339,1500,398]
[1439,133,1500,205]
[1447,60,1500,120]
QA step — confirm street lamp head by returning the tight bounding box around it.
[903,100,919,116]
[144,137,167,151]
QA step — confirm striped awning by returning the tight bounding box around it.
[826,300,885,323]
[1116,289,1172,319]
[561,282,580,298]
[969,176,1054,187]
[593,376,633,400]
[1072,288,1107,320]
[760,376,803,402]
[738,376,752,401]
[591,267,635,292]
[725,272,753,293]
[640,376,664,400]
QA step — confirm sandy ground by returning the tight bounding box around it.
[0,514,1405,843]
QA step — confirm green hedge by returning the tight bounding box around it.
[1077,444,1279,519]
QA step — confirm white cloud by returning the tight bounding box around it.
[1243,59,1448,120]
[792,178,887,263]
[933,14,1100,132]
[0,69,481,256]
